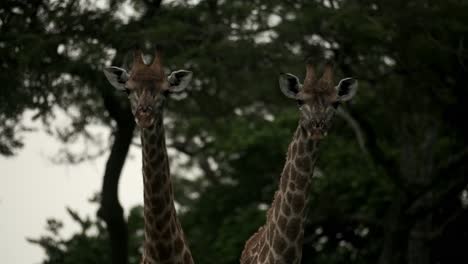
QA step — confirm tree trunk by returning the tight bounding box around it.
[98,122,134,264]
[407,216,431,264]
[378,193,408,264]
[98,86,135,264]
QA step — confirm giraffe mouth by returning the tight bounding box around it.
[308,130,327,140]
[135,111,155,128]
[136,117,154,128]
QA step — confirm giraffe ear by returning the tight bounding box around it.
[103,66,129,91]
[279,73,301,99]
[335,77,358,102]
[166,70,193,93]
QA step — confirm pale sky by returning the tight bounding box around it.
[0,126,143,264]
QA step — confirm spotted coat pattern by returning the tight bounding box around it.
[140,112,194,264]
[240,126,318,264]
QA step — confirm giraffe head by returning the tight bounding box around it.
[279,63,357,140]
[103,50,192,128]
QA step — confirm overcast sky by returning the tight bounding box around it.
[1,127,143,264]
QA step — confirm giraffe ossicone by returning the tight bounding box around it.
[104,49,194,264]
[241,62,357,264]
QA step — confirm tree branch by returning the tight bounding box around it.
[347,107,407,191]
[336,107,368,155]
[170,141,220,186]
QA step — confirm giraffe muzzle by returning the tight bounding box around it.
[135,106,155,128]
[308,131,325,140]
[306,121,328,140]
[307,126,328,140]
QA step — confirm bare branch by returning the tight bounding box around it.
[347,107,407,191]
[170,141,221,186]
[336,107,368,155]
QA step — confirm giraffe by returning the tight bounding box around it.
[240,63,358,264]
[103,50,194,264]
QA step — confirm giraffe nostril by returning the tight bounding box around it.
[138,106,153,113]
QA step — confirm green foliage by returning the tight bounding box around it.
[28,208,112,264]
[29,205,145,264]
[5,0,467,263]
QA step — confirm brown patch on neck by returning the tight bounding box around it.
[141,118,194,263]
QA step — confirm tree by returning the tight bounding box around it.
[3,0,467,264]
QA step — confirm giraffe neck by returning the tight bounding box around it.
[241,124,318,264]
[140,111,194,264]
